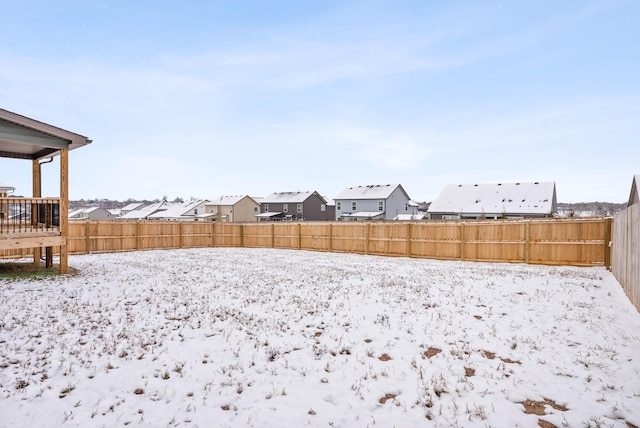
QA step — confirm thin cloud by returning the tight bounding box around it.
[338,126,430,170]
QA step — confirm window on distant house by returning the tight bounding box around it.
[264,204,269,212]
[297,204,302,213]
[321,204,326,212]
[283,204,288,212]
[194,209,198,215]
[405,202,409,211]
[253,207,258,212]
[336,201,342,211]
[378,201,384,211]
[352,201,357,211]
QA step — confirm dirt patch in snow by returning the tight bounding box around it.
[423,347,442,358]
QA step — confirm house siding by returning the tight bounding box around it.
[334,185,413,221]
[259,192,333,221]
[234,196,260,222]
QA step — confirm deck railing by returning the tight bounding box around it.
[0,197,61,234]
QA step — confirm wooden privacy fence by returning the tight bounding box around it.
[612,204,639,311]
[241,219,610,266]
[1,218,611,267]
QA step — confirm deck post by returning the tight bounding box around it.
[60,148,69,274]
[32,160,42,265]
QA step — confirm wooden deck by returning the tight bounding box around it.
[0,231,65,251]
[0,197,64,251]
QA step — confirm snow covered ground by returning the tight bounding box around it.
[1,248,639,428]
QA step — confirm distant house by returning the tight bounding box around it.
[0,182,15,197]
[427,181,557,220]
[148,199,208,221]
[0,183,15,221]
[69,207,113,220]
[628,175,640,207]
[257,191,333,221]
[201,195,260,222]
[119,202,145,217]
[119,201,172,220]
[334,184,416,221]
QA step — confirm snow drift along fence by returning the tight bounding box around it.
[612,204,639,311]
[1,218,610,267]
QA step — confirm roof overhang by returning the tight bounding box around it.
[0,108,91,160]
[255,212,282,218]
[348,211,385,219]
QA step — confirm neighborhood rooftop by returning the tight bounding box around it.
[428,181,557,217]
[261,191,320,204]
[335,184,403,200]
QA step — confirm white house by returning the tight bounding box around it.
[68,207,113,220]
[334,184,416,221]
[0,182,15,197]
[147,199,208,221]
[427,181,557,220]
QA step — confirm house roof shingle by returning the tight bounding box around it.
[335,184,403,200]
[428,181,556,215]
[207,195,255,206]
[261,191,321,204]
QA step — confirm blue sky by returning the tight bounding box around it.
[1,0,639,203]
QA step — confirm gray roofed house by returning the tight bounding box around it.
[334,184,416,221]
[427,181,557,220]
[257,191,334,221]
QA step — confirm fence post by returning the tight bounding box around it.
[298,223,302,250]
[329,223,333,252]
[211,222,216,248]
[85,221,91,254]
[239,224,244,248]
[604,217,612,270]
[406,223,412,257]
[460,222,465,260]
[525,221,530,264]
[366,223,371,255]
[271,223,275,248]
[136,221,141,250]
[179,222,184,248]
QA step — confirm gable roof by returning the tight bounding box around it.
[428,181,556,215]
[121,202,145,211]
[261,191,325,204]
[68,208,86,218]
[207,195,256,206]
[335,184,408,200]
[148,199,207,219]
[120,201,171,219]
[629,175,640,207]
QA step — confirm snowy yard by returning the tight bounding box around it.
[1,248,639,428]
